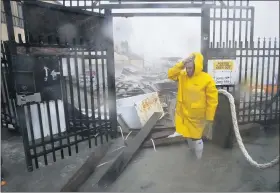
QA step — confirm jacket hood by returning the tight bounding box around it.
[191,52,203,76]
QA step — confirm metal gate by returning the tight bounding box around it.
[202,1,280,124]
[2,0,279,171]
[2,0,117,171]
[1,42,19,131]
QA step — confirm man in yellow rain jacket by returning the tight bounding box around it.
[168,52,218,159]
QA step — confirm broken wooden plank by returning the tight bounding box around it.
[60,141,112,192]
[91,112,162,191]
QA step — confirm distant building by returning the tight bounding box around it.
[1,0,61,42]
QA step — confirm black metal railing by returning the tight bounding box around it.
[7,33,116,171]
[211,38,280,125]
[1,42,19,131]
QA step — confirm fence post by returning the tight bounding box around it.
[201,5,210,73]
[104,9,118,138]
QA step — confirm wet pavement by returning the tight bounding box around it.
[1,124,279,192]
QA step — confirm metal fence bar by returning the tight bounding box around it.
[242,41,249,123]
[275,42,280,121]
[26,104,39,168]
[101,50,109,142]
[66,54,79,153]
[269,39,278,120]
[73,41,83,130]
[247,41,255,122]
[1,42,19,130]
[253,38,261,122]
[259,38,266,121]
[36,103,48,165]
[95,51,102,140]
[46,100,57,162]
[81,46,91,147]
[21,105,33,171]
[59,55,72,157]
[264,39,272,122]
[232,1,236,47]
[238,41,244,122]
[88,51,96,147]
[54,99,64,159]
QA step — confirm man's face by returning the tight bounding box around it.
[185,56,195,77]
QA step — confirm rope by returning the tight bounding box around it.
[150,138,157,152]
[125,131,132,140]
[117,126,125,140]
[218,89,279,169]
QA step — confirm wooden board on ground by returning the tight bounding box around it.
[60,141,112,192]
[91,112,162,191]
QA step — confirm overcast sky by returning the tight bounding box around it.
[61,1,279,61]
[113,1,279,60]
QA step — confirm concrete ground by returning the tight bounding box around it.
[1,124,279,192]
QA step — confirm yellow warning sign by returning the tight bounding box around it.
[213,60,234,70]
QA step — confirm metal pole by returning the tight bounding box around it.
[3,0,15,42]
[104,9,118,138]
[200,5,210,72]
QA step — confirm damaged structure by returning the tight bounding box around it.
[1,0,279,191]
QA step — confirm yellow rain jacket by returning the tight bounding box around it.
[168,52,218,139]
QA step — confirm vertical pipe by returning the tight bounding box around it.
[37,103,48,165]
[264,39,272,122]
[249,7,255,47]
[259,38,266,121]
[67,55,78,153]
[88,51,95,147]
[104,9,118,138]
[59,56,72,156]
[200,5,210,72]
[54,99,64,159]
[1,64,13,126]
[26,104,39,168]
[269,38,277,120]
[241,40,249,123]
[243,2,250,122]
[247,40,255,122]
[46,101,56,162]
[238,41,243,123]
[101,51,109,142]
[253,38,261,122]
[81,47,91,147]
[73,41,83,132]
[219,6,223,47]
[22,105,33,172]
[232,0,236,44]
[95,50,102,142]
[275,39,280,121]
[225,2,229,47]
[238,5,242,47]
[213,6,216,47]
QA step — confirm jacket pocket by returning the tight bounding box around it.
[176,102,188,118]
[189,103,205,119]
